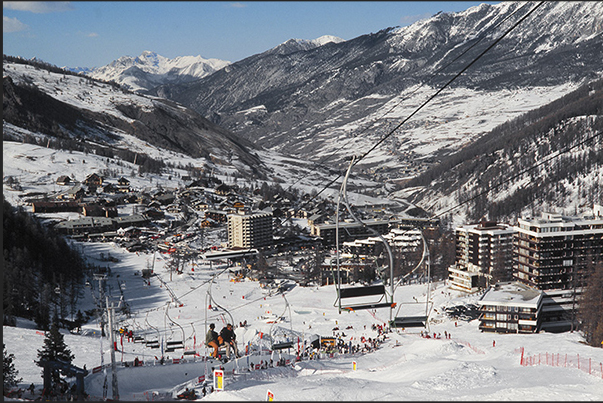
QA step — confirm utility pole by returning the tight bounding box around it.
[106,296,120,400]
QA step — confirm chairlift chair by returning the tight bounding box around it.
[337,284,396,312]
[389,228,432,331]
[334,156,396,318]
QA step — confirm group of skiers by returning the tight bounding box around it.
[118,326,134,342]
[205,323,239,361]
[420,331,452,339]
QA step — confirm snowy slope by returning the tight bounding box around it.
[2,59,268,178]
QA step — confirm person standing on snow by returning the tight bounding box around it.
[206,323,219,358]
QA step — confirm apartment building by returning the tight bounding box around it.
[341,228,423,258]
[311,219,390,247]
[478,281,543,334]
[448,221,515,293]
[227,212,273,249]
[513,205,603,291]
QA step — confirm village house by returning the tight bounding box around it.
[81,204,118,218]
[56,175,72,186]
[83,173,103,186]
[31,200,80,213]
[215,183,231,196]
[116,177,131,193]
[59,184,85,201]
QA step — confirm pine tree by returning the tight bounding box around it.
[35,321,75,389]
[3,343,22,391]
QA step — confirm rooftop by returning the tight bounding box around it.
[479,281,542,308]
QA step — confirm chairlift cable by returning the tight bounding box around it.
[297,1,545,210]
[286,1,534,198]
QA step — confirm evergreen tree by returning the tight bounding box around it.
[3,343,22,391]
[35,321,75,389]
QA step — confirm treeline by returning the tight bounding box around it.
[2,198,91,330]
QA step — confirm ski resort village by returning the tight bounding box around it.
[3,1,603,401]
[3,136,603,400]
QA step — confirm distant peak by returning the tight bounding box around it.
[312,35,345,46]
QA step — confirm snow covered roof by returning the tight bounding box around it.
[479,281,542,308]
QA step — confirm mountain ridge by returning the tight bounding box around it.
[149,1,603,174]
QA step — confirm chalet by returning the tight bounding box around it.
[83,173,103,186]
[102,183,117,194]
[215,183,231,196]
[205,209,228,223]
[186,178,209,188]
[62,184,85,201]
[113,214,150,229]
[116,177,131,193]
[56,175,72,186]
[31,201,80,213]
[54,216,115,235]
[81,204,118,218]
[123,194,139,204]
[166,203,182,213]
[147,200,162,209]
[192,201,210,211]
[154,193,175,206]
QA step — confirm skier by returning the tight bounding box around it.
[219,323,239,360]
[206,323,219,358]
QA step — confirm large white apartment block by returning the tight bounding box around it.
[227,212,273,249]
[513,204,603,291]
[449,221,515,292]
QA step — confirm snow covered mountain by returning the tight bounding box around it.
[81,50,230,93]
[152,2,603,176]
[265,35,345,55]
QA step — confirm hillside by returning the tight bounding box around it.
[150,1,603,177]
[2,56,265,179]
[396,77,603,227]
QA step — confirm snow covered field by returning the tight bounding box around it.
[4,237,603,401]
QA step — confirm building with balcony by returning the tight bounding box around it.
[227,212,273,249]
[341,228,423,258]
[311,219,390,247]
[478,281,543,333]
[449,221,515,292]
[513,205,603,291]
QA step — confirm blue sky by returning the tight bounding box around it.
[4,1,497,68]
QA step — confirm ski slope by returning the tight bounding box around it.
[4,238,603,401]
